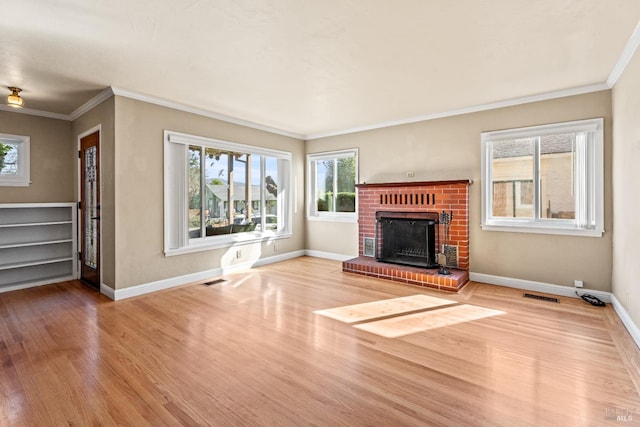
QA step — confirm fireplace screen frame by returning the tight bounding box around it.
[375,211,440,269]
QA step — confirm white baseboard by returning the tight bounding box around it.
[109,250,306,301]
[469,272,612,302]
[611,294,640,350]
[100,284,116,300]
[252,250,306,267]
[304,250,354,261]
[112,266,224,300]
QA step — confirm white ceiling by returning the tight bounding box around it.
[2,1,640,139]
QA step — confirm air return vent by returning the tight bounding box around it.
[363,237,375,257]
[523,293,559,303]
[443,245,458,268]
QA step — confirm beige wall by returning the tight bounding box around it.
[72,97,116,288]
[612,49,640,327]
[112,96,305,289]
[307,91,613,291]
[0,111,73,203]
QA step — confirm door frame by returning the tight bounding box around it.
[77,124,102,292]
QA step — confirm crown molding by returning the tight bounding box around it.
[0,80,617,139]
[69,87,114,120]
[0,104,71,121]
[607,20,640,88]
[110,86,304,140]
[304,82,610,140]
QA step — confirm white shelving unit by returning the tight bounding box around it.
[0,203,77,293]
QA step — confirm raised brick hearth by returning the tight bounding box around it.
[342,180,471,292]
[343,256,469,292]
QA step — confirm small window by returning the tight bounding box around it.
[307,149,358,221]
[164,131,292,255]
[0,133,30,187]
[481,118,603,236]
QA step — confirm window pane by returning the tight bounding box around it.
[539,133,576,219]
[188,146,202,238]
[316,160,334,212]
[204,148,231,235]
[336,157,356,212]
[491,138,535,218]
[0,143,18,175]
[229,152,257,233]
[264,156,279,230]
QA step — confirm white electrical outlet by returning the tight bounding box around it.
[236,250,242,259]
[574,280,584,288]
[406,171,415,178]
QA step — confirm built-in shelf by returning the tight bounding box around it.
[0,238,73,250]
[0,203,77,291]
[0,256,74,271]
[0,220,73,228]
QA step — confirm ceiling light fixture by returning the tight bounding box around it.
[7,87,24,108]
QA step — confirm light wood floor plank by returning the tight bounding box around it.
[0,256,638,426]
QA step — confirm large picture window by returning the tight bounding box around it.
[307,149,358,221]
[164,131,292,255]
[481,118,603,236]
[0,133,30,187]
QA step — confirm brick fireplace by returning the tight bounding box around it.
[342,180,471,292]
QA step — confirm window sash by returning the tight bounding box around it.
[307,149,358,219]
[481,118,603,237]
[0,133,30,187]
[164,131,292,255]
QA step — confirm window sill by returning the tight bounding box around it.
[481,223,603,237]
[164,231,292,256]
[307,215,357,223]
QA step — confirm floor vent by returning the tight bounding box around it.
[203,279,226,286]
[523,293,559,303]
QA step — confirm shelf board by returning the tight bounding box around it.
[0,274,76,291]
[0,257,74,271]
[0,220,73,228]
[0,239,73,250]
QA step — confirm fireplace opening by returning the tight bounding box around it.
[376,211,440,269]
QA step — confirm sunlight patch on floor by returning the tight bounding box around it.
[353,304,506,338]
[314,294,456,323]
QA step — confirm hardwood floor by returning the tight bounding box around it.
[1,256,639,426]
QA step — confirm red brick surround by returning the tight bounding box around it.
[342,180,471,292]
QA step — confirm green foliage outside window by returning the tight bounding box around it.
[0,143,14,172]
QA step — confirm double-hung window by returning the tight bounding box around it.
[164,131,292,255]
[481,118,603,236]
[307,149,358,221]
[0,133,30,187]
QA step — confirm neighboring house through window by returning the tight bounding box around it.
[307,149,358,221]
[481,118,604,236]
[0,133,30,187]
[164,131,292,255]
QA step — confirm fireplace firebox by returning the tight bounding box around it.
[376,211,440,269]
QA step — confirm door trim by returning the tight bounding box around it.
[77,124,102,290]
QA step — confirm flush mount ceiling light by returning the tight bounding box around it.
[7,87,24,108]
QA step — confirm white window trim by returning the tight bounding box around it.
[481,118,604,237]
[307,148,358,222]
[164,130,293,256]
[0,133,30,187]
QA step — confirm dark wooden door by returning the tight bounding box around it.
[79,131,100,289]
